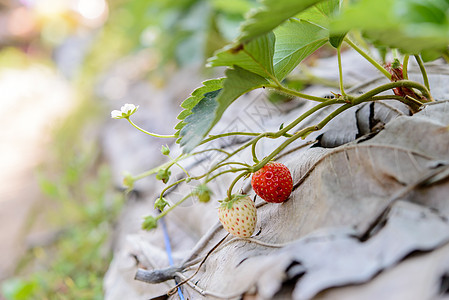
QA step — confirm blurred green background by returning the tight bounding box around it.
[0,0,255,299]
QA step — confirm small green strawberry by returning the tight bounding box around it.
[161,145,170,156]
[154,197,169,211]
[156,168,171,184]
[218,195,257,238]
[122,172,134,189]
[193,184,212,203]
[142,215,158,230]
[251,162,293,203]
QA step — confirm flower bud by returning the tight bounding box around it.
[156,168,171,184]
[154,197,169,211]
[142,216,158,230]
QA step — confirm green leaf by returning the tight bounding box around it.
[178,89,221,152]
[273,19,328,80]
[238,0,326,42]
[331,0,449,54]
[213,66,270,128]
[207,32,276,79]
[211,0,254,15]
[297,0,340,28]
[420,49,443,62]
[178,66,269,152]
[174,78,224,136]
[180,79,223,111]
[329,32,346,48]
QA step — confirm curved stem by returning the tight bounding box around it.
[169,155,190,177]
[371,95,424,109]
[132,154,189,181]
[414,55,430,91]
[126,118,176,138]
[192,148,231,157]
[200,131,260,146]
[402,54,409,80]
[158,177,190,201]
[250,103,353,173]
[206,162,250,181]
[206,167,248,183]
[227,171,250,199]
[207,98,344,175]
[344,38,392,80]
[156,193,194,220]
[353,80,433,104]
[215,161,250,168]
[251,142,259,163]
[247,79,434,174]
[337,46,346,96]
[268,83,329,102]
[278,99,344,135]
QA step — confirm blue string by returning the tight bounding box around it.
[160,217,186,300]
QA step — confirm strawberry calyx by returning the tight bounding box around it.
[385,59,427,102]
[219,194,248,210]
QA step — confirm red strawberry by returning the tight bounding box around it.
[251,162,293,203]
[218,195,257,238]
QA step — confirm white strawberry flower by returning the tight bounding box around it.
[111,103,139,119]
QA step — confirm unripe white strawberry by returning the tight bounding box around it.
[218,195,257,238]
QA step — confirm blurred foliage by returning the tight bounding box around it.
[1,98,123,299]
[331,0,449,55]
[83,0,256,85]
[0,47,50,69]
[0,0,261,298]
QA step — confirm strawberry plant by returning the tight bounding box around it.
[112,0,448,237]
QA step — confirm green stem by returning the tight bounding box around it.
[173,160,190,177]
[414,55,430,91]
[205,161,250,180]
[132,154,189,181]
[214,161,251,168]
[156,193,194,220]
[227,171,250,199]
[251,142,259,163]
[337,46,346,96]
[126,118,176,138]
[344,38,392,80]
[158,177,189,201]
[192,148,232,157]
[250,103,354,173]
[278,99,345,135]
[371,95,423,110]
[392,48,400,60]
[208,98,344,175]
[200,132,261,145]
[353,80,433,104]
[248,80,434,174]
[402,55,409,80]
[268,83,329,102]
[206,167,248,183]
[131,147,230,183]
